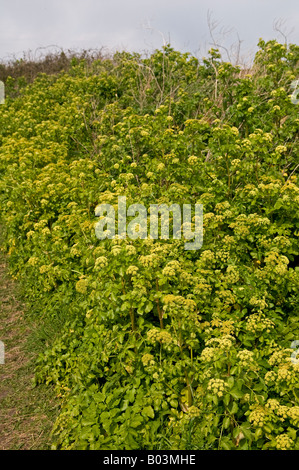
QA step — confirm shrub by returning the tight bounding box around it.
[0,39,298,450]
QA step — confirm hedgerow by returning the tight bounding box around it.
[0,39,298,450]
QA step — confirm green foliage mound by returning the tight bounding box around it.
[0,40,299,450]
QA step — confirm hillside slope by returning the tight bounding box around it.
[0,40,298,450]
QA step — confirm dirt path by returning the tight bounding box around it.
[0,245,58,450]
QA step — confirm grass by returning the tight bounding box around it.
[0,228,60,450]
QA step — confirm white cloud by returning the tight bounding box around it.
[0,0,298,61]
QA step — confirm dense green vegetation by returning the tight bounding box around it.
[0,39,298,450]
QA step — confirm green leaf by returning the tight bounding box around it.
[230,387,243,399]
[120,399,129,411]
[224,393,230,407]
[119,266,125,277]
[145,301,153,313]
[230,401,239,415]
[220,439,231,450]
[227,376,234,388]
[212,395,219,406]
[127,388,136,403]
[223,416,231,429]
[142,406,155,419]
[130,416,143,428]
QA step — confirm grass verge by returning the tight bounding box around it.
[0,230,60,450]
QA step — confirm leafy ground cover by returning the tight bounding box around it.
[0,39,298,450]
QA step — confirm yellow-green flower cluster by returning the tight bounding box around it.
[275,145,287,154]
[218,289,236,304]
[207,378,228,397]
[206,335,235,351]
[163,294,196,311]
[187,406,200,417]
[162,260,181,278]
[27,256,40,266]
[41,227,51,236]
[263,250,290,278]
[94,256,108,269]
[200,347,216,363]
[111,245,122,256]
[287,406,299,426]
[275,433,294,450]
[120,172,134,182]
[188,155,198,165]
[248,406,269,427]
[147,328,173,345]
[26,231,35,238]
[265,399,280,411]
[272,236,291,250]
[126,245,136,256]
[156,163,165,171]
[39,265,50,274]
[33,219,48,231]
[277,365,293,383]
[216,250,230,263]
[249,296,268,310]
[141,353,155,366]
[70,244,81,257]
[245,313,274,333]
[266,402,299,426]
[75,278,88,294]
[268,349,293,366]
[231,159,241,166]
[264,370,277,385]
[274,263,288,276]
[243,393,251,403]
[215,201,230,212]
[199,250,215,265]
[264,251,289,267]
[236,349,255,367]
[224,265,240,284]
[139,253,158,268]
[276,405,289,420]
[193,281,212,294]
[126,265,139,276]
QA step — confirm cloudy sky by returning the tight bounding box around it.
[0,0,298,62]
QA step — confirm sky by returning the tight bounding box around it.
[0,0,298,63]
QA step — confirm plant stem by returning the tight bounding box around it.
[122,278,135,332]
[155,279,164,329]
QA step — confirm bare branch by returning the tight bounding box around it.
[273,18,294,45]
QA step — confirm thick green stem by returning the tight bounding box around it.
[185,371,193,407]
